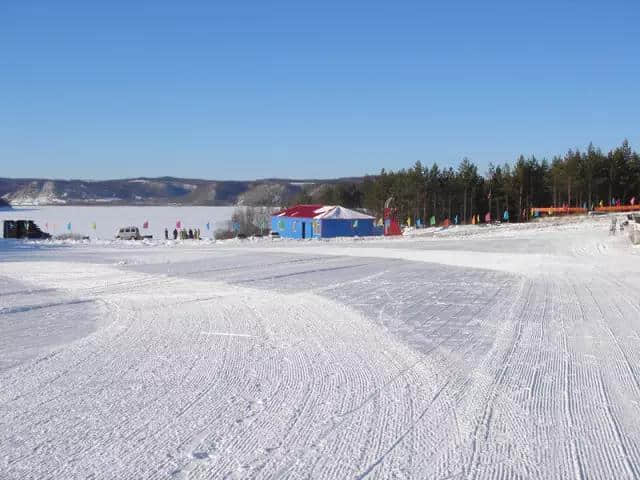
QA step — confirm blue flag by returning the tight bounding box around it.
[67,222,72,231]
[503,210,509,221]
[206,222,210,230]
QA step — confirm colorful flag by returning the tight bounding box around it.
[485,212,491,223]
[206,222,210,230]
[91,222,96,230]
[631,197,636,206]
[176,220,181,229]
[67,222,72,231]
[430,215,436,226]
[143,220,149,229]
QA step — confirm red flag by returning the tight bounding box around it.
[143,220,149,229]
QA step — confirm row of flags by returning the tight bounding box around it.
[407,210,510,227]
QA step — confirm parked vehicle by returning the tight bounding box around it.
[116,226,143,240]
[2,220,51,239]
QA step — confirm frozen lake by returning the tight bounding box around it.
[0,205,237,240]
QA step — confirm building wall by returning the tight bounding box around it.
[272,216,380,238]
[271,216,315,239]
[318,218,377,238]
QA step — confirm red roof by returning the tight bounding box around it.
[274,204,324,218]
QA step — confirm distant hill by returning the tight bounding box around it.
[0,176,364,207]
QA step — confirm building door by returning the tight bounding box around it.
[301,222,306,239]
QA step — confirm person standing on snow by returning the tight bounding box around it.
[164,228,169,240]
[173,228,178,240]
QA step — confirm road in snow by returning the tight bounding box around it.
[2,217,640,479]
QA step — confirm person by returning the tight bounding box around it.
[173,228,178,240]
[188,229,194,239]
[164,228,169,240]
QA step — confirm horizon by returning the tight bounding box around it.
[2,1,639,179]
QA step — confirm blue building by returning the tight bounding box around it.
[271,204,379,239]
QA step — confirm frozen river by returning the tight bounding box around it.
[0,205,237,240]
[2,216,640,479]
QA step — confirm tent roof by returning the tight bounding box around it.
[274,204,324,218]
[313,206,374,220]
[274,204,374,220]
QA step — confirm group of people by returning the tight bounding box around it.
[164,227,202,240]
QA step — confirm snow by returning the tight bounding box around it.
[2,216,640,478]
[313,205,374,220]
[0,206,236,240]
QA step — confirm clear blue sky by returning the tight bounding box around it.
[1,1,639,180]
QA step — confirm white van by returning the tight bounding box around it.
[116,226,142,240]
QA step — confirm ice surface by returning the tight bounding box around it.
[2,215,640,479]
[0,205,236,240]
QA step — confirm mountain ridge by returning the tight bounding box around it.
[0,176,365,207]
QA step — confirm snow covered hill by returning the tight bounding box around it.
[0,176,362,207]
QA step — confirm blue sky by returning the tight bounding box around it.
[1,1,639,180]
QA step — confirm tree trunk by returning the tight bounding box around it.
[463,187,468,224]
[518,185,523,222]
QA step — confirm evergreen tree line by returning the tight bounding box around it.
[299,140,640,224]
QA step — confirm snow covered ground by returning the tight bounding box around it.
[2,216,640,479]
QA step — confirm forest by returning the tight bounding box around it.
[297,140,640,224]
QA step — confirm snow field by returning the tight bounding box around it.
[2,216,640,478]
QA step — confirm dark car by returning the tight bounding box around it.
[2,220,51,239]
